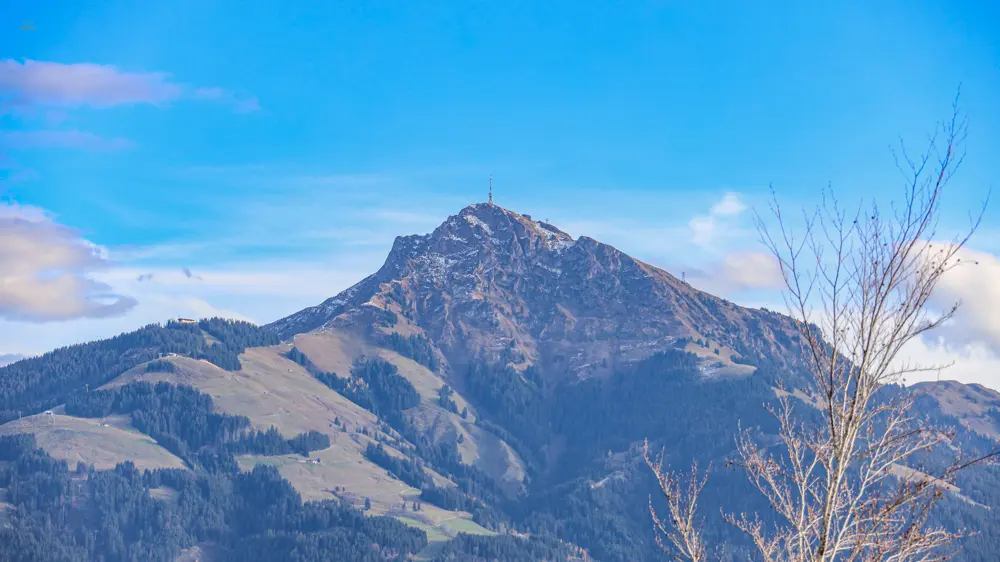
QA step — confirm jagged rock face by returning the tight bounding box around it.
[270,204,802,379]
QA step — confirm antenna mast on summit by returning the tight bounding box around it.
[489,174,493,205]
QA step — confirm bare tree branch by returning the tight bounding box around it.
[646,97,995,562]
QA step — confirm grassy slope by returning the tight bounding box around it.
[0,413,186,471]
[295,330,527,489]
[103,343,493,540]
[912,380,1000,439]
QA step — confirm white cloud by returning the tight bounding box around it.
[135,294,253,324]
[0,59,258,154]
[689,191,748,247]
[689,215,718,247]
[923,244,1000,355]
[0,59,257,113]
[191,86,260,114]
[0,59,181,109]
[710,192,747,216]
[0,202,136,321]
[663,231,1000,389]
[686,251,784,296]
[720,251,783,289]
[897,337,1000,388]
[767,240,1000,389]
[0,259,373,357]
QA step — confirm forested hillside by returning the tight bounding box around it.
[66,381,330,467]
[0,431,582,561]
[0,433,428,561]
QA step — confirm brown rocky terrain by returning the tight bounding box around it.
[270,203,804,383]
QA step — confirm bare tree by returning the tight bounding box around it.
[646,97,992,562]
[645,457,712,562]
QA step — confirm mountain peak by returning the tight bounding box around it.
[270,203,804,381]
[459,201,505,216]
[373,204,578,268]
[452,203,575,246]
[379,203,578,290]
[457,203,566,231]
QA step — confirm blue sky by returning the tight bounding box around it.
[2,1,999,384]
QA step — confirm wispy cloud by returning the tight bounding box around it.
[191,87,260,114]
[709,192,747,216]
[923,244,1000,355]
[550,192,756,269]
[896,244,1000,387]
[685,251,784,296]
[101,177,456,264]
[0,59,259,157]
[0,130,134,151]
[0,59,259,114]
[690,191,748,246]
[0,257,375,357]
[98,265,374,299]
[0,59,181,109]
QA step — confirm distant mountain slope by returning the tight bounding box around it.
[0,412,187,470]
[913,380,1000,439]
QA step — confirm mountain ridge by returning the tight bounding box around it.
[270,203,806,384]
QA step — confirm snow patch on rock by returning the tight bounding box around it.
[463,214,494,235]
[538,263,563,276]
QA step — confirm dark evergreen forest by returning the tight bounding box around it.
[0,433,427,562]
